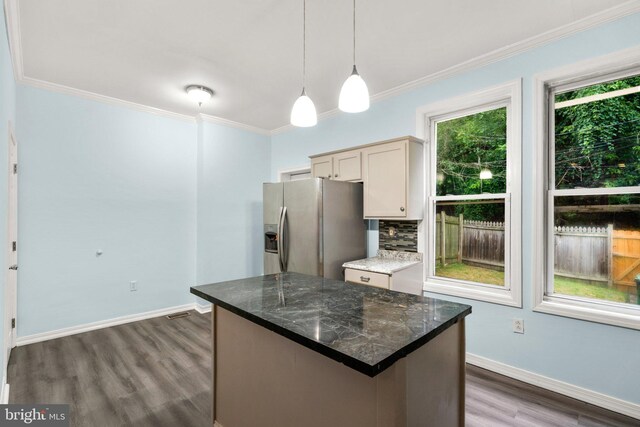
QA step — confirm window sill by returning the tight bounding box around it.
[424,277,521,308]
[534,296,640,330]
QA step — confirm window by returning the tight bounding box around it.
[534,50,640,329]
[418,81,522,307]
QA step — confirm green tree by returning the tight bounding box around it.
[554,75,640,189]
[436,107,506,221]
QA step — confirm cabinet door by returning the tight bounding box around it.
[363,141,407,218]
[311,155,333,179]
[334,150,362,181]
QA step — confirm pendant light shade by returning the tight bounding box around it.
[290,0,317,127]
[290,89,318,127]
[339,0,369,113]
[339,65,369,113]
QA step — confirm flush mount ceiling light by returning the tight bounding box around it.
[338,0,369,113]
[290,0,317,127]
[186,85,213,106]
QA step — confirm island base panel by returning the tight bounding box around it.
[212,305,465,427]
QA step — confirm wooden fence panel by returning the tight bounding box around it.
[554,226,609,282]
[435,214,638,288]
[436,212,462,264]
[436,214,505,269]
[462,221,505,269]
[612,229,640,287]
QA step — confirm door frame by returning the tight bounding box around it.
[278,165,311,182]
[4,120,17,366]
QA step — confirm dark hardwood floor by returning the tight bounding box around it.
[8,311,212,426]
[465,365,637,427]
[8,311,638,427]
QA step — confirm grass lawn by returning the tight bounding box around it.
[435,262,504,286]
[553,276,629,303]
[435,263,634,304]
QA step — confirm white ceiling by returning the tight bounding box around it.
[17,0,630,130]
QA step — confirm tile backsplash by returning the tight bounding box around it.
[378,220,418,252]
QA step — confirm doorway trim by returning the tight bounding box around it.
[278,165,311,182]
[2,120,18,403]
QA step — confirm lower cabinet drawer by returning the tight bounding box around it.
[345,268,390,289]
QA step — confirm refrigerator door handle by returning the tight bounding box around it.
[280,206,288,271]
[278,207,285,272]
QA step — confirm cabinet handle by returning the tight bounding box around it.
[360,276,370,283]
[400,207,405,212]
[335,174,339,178]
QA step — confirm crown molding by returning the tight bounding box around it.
[270,124,292,135]
[5,0,640,134]
[271,1,640,135]
[20,76,197,123]
[197,113,271,135]
[270,108,340,135]
[19,75,276,132]
[4,0,23,80]
[368,1,640,106]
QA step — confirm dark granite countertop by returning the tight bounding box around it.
[191,272,471,377]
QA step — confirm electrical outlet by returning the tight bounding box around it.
[130,281,137,292]
[513,318,524,334]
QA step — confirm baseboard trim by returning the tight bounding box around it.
[0,377,9,404]
[466,353,640,420]
[195,304,212,314]
[16,303,198,346]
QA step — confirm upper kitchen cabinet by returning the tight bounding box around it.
[362,137,423,220]
[311,154,334,179]
[309,136,423,219]
[310,149,362,181]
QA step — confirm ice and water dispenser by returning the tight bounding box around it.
[264,224,278,253]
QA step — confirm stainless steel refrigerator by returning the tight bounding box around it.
[263,178,366,280]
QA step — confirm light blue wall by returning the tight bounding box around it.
[13,85,271,334]
[271,14,640,404]
[16,86,198,336]
[0,2,16,383]
[196,121,270,290]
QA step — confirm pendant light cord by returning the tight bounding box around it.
[353,0,356,65]
[303,0,306,89]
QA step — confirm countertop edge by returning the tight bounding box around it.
[191,285,471,377]
[191,286,378,376]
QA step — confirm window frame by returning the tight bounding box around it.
[416,80,522,307]
[533,47,640,330]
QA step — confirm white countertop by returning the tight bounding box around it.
[343,250,423,275]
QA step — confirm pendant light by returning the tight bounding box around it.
[290,0,317,127]
[339,0,369,113]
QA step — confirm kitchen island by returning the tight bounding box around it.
[191,272,471,427]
